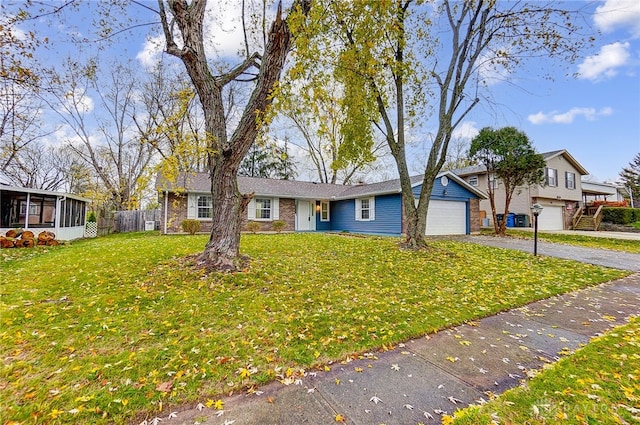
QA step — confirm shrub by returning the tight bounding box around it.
[87,211,97,222]
[602,207,639,225]
[246,221,261,233]
[181,219,201,235]
[272,220,286,233]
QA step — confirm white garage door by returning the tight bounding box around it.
[537,205,564,231]
[426,200,467,235]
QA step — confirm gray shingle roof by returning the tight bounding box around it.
[156,173,348,199]
[450,150,589,177]
[156,171,487,200]
[449,164,487,176]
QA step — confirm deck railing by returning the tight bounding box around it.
[593,205,604,230]
[572,207,583,229]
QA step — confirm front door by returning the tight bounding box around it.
[296,200,316,231]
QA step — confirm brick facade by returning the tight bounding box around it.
[469,198,481,233]
[160,192,296,233]
[242,198,296,232]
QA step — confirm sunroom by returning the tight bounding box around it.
[0,185,91,240]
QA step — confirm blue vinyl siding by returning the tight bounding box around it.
[315,201,332,231]
[413,177,479,201]
[330,193,402,235]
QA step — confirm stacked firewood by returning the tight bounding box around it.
[0,230,60,248]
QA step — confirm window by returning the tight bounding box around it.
[254,198,272,220]
[197,195,212,219]
[468,176,478,187]
[320,201,330,221]
[360,199,370,219]
[565,172,576,189]
[545,168,557,187]
[355,197,375,221]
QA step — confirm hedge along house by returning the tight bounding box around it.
[0,185,91,240]
[156,171,487,236]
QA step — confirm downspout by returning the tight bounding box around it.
[163,190,168,234]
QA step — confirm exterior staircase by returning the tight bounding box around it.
[572,205,604,231]
[574,215,598,231]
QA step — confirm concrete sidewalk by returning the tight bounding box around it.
[148,270,640,425]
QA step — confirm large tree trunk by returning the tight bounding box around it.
[159,0,310,271]
[195,163,252,271]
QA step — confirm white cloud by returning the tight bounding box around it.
[476,48,513,86]
[136,34,165,69]
[527,107,613,125]
[594,0,640,38]
[577,41,630,81]
[452,121,479,140]
[45,124,101,148]
[63,89,94,114]
[137,2,267,69]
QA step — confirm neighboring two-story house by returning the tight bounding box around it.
[453,150,589,231]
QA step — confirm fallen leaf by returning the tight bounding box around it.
[155,381,173,393]
[370,395,383,404]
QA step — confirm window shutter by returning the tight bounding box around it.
[247,198,256,219]
[565,172,569,188]
[272,198,279,220]
[187,194,196,219]
[355,199,361,221]
[544,168,549,186]
[369,197,375,220]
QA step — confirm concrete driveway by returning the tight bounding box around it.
[515,228,640,241]
[453,234,640,272]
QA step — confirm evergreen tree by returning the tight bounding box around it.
[239,139,297,180]
[619,153,640,207]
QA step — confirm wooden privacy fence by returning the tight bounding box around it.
[114,209,161,233]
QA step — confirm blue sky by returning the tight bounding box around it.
[451,0,640,182]
[6,0,640,184]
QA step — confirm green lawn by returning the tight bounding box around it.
[0,232,629,424]
[447,316,640,425]
[483,229,640,254]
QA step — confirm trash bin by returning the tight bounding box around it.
[496,214,504,226]
[514,214,530,228]
[506,213,516,228]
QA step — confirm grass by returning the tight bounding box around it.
[481,228,640,254]
[0,232,630,424]
[447,316,640,425]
